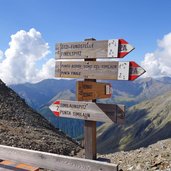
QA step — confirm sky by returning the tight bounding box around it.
[0,0,171,84]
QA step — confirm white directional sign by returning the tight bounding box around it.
[49,100,125,123]
[55,61,145,80]
[56,39,134,59]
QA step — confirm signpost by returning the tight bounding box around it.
[49,100,125,123]
[51,37,145,161]
[55,61,145,80]
[56,39,134,59]
[77,81,112,101]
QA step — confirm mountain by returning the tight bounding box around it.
[10,77,171,139]
[10,79,76,109]
[10,77,171,109]
[0,80,81,155]
[97,90,171,154]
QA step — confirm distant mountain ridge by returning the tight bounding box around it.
[97,90,171,154]
[10,77,171,109]
[10,77,171,139]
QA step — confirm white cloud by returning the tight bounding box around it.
[0,50,3,60]
[0,28,55,85]
[141,32,171,77]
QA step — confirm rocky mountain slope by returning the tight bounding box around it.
[0,80,81,156]
[98,138,171,171]
[97,90,171,154]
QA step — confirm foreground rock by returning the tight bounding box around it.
[0,80,81,156]
[98,138,171,171]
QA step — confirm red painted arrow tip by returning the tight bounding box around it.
[130,61,139,67]
[119,39,128,44]
[129,61,146,81]
[54,101,60,105]
[53,111,60,117]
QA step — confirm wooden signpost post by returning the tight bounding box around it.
[50,37,145,161]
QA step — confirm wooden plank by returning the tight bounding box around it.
[55,61,145,80]
[0,145,118,171]
[49,100,125,123]
[76,81,112,101]
[0,160,39,171]
[56,39,134,59]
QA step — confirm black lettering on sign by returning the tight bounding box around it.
[63,104,88,109]
[60,110,71,115]
[84,65,93,69]
[130,67,138,74]
[83,92,93,97]
[61,71,70,75]
[82,85,92,89]
[61,64,71,68]
[94,65,100,69]
[71,64,82,69]
[119,44,127,51]
[71,72,81,75]
[60,44,70,49]
[61,51,81,56]
[101,65,117,69]
[73,112,90,119]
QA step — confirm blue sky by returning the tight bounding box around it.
[0,0,171,84]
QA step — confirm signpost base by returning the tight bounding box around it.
[84,120,96,160]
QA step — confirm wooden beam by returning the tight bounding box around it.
[0,145,118,171]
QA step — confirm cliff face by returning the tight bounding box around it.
[0,80,81,156]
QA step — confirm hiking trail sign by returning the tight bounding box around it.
[76,81,112,101]
[55,61,145,81]
[51,37,145,160]
[49,100,125,124]
[56,39,134,59]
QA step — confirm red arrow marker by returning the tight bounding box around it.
[118,39,135,58]
[129,61,146,80]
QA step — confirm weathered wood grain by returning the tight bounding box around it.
[55,61,129,80]
[49,100,125,123]
[76,81,112,101]
[0,145,118,171]
[56,39,134,59]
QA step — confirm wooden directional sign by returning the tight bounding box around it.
[49,100,125,123]
[77,81,112,101]
[55,61,145,80]
[56,39,134,59]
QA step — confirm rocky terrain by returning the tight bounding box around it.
[99,138,171,171]
[0,80,81,156]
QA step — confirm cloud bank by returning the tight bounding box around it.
[0,50,3,60]
[0,29,171,85]
[141,32,171,77]
[0,28,55,85]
